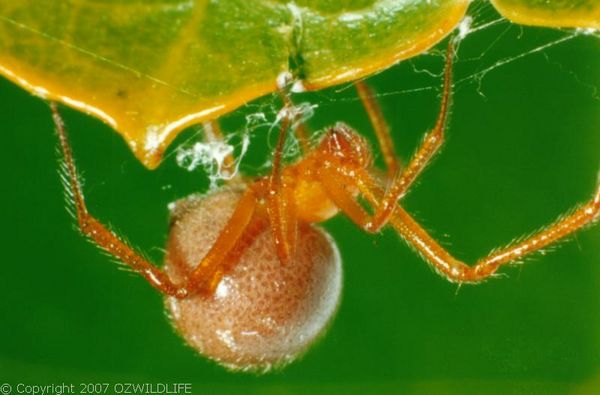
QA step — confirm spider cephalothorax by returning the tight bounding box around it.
[319,123,373,169]
[279,122,373,224]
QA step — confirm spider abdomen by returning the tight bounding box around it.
[164,188,342,371]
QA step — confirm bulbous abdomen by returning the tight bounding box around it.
[163,188,342,372]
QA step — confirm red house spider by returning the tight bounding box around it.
[50,42,600,371]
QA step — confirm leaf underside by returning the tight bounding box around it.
[491,0,600,30]
[0,0,597,168]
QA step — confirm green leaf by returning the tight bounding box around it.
[491,0,600,28]
[0,0,596,168]
[0,0,468,168]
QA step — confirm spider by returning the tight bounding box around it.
[50,41,600,371]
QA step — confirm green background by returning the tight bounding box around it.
[1,5,599,395]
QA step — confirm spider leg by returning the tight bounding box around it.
[317,167,375,230]
[187,123,299,284]
[50,102,187,298]
[279,92,311,153]
[192,98,302,286]
[387,187,600,283]
[186,185,264,294]
[266,105,298,263]
[365,40,454,232]
[355,80,400,177]
[295,122,311,154]
[333,164,600,283]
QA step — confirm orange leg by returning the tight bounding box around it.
[266,104,298,263]
[387,192,600,283]
[365,40,454,232]
[321,163,600,283]
[54,102,272,297]
[318,168,374,230]
[295,122,311,154]
[279,92,311,153]
[187,185,262,293]
[51,102,188,298]
[192,100,302,279]
[200,104,301,277]
[355,80,400,177]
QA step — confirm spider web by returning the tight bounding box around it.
[169,1,599,185]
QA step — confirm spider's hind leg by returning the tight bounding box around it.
[318,151,600,284]
[387,182,600,283]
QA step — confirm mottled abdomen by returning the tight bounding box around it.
[164,188,342,372]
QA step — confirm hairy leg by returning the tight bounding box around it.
[51,102,188,298]
[366,40,455,232]
[266,105,298,263]
[388,188,600,282]
[355,80,400,177]
[53,102,270,297]
[322,162,600,283]
[187,186,261,294]
[279,92,311,153]
[190,108,303,290]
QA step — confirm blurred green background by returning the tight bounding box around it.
[1,3,599,395]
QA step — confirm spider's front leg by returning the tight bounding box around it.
[355,79,401,178]
[189,112,301,291]
[51,103,188,298]
[360,40,455,232]
[264,101,301,264]
[188,97,301,283]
